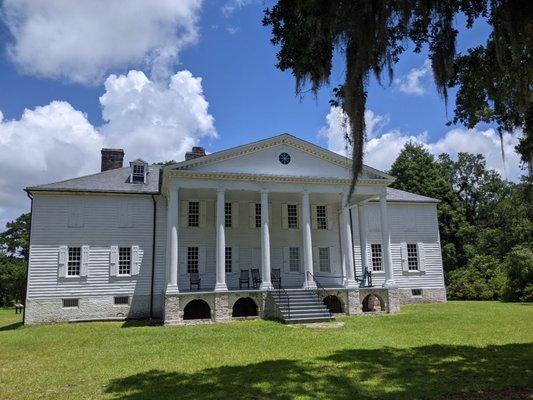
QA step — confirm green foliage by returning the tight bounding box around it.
[447,255,505,300]
[0,255,26,306]
[501,245,533,302]
[0,213,30,261]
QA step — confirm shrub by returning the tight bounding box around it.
[501,245,533,302]
[446,255,504,300]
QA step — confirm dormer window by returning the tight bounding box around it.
[129,159,148,184]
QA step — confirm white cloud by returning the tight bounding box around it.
[394,59,432,95]
[0,70,216,228]
[319,106,523,181]
[222,0,257,17]
[1,0,202,84]
[226,26,239,35]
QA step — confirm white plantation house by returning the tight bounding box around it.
[24,134,446,325]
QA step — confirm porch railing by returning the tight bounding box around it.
[273,284,290,321]
[306,271,332,311]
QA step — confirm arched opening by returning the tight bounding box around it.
[232,297,258,318]
[362,294,384,312]
[323,295,343,313]
[183,299,211,320]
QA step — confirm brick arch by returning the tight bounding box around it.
[183,299,212,320]
[232,297,258,317]
[323,295,343,313]
[362,293,385,312]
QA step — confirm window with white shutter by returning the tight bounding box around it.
[67,247,81,276]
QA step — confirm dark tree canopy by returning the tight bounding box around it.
[263,0,532,194]
[0,213,30,262]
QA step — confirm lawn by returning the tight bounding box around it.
[0,302,532,400]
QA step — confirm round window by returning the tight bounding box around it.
[279,152,291,165]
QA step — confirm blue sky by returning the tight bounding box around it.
[0,0,523,226]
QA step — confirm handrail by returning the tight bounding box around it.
[306,271,332,312]
[274,283,290,321]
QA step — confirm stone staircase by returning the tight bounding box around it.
[271,289,333,323]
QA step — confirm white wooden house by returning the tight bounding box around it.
[24,134,446,325]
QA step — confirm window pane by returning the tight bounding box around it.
[187,247,199,273]
[132,165,144,182]
[225,202,232,228]
[225,247,232,273]
[188,201,199,227]
[118,247,131,275]
[407,244,419,270]
[319,247,330,272]
[67,247,81,276]
[371,244,383,271]
[255,203,261,228]
[316,205,327,230]
[289,247,300,272]
[287,204,298,229]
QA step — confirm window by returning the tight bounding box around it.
[225,247,232,273]
[255,203,261,228]
[287,204,298,229]
[407,244,419,270]
[67,247,81,276]
[188,201,199,227]
[316,205,327,230]
[411,289,423,297]
[118,247,131,275]
[187,247,199,274]
[279,152,291,165]
[62,298,79,308]
[371,244,383,271]
[114,296,129,305]
[225,202,232,228]
[318,247,330,272]
[132,164,145,183]
[289,247,300,272]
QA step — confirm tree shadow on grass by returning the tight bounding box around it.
[104,343,533,400]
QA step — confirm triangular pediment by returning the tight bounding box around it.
[166,134,393,181]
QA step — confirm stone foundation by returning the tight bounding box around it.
[25,294,151,325]
[397,288,447,304]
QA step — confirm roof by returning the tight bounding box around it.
[384,187,439,203]
[165,133,395,182]
[26,165,160,194]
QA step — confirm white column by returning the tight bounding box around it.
[259,190,273,290]
[379,194,396,287]
[166,187,179,294]
[215,188,228,291]
[341,193,358,288]
[302,191,317,289]
[357,203,370,279]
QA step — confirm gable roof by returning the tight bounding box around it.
[384,187,439,203]
[26,165,160,194]
[165,133,395,182]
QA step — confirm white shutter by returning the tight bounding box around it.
[281,204,288,229]
[58,245,68,277]
[329,246,336,273]
[299,246,303,272]
[312,247,319,271]
[311,205,318,230]
[80,245,89,277]
[365,243,372,273]
[297,205,302,229]
[233,246,240,272]
[131,245,140,275]
[417,242,426,271]
[179,247,187,275]
[283,247,290,272]
[400,242,408,272]
[180,201,188,227]
[327,205,334,230]
[199,247,207,274]
[252,247,261,269]
[199,201,207,228]
[110,246,119,276]
[232,202,239,228]
[249,203,256,228]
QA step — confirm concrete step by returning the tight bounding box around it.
[270,289,332,324]
[284,316,333,324]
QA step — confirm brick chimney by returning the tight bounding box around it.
[185,146,206,161]
[101,148,124,172]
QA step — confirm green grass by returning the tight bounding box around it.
[0,302,532,399]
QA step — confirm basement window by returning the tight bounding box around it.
[62,298,79,308]
[114,296,129,305]
[411,289,423,297]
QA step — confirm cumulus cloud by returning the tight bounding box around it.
[319,106,523,181]
[0,70,216,227]
[1,0,202,84]
[394,59,432,95]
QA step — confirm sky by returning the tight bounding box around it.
[0,0,525,227]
